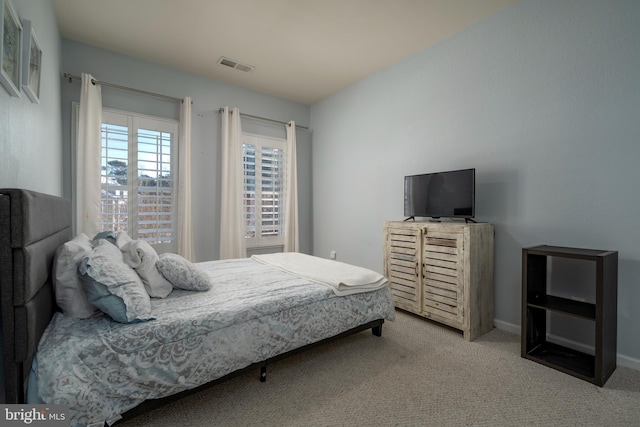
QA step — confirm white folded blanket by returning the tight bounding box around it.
[251,252,388,296]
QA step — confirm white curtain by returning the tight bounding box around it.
[75,73,102,237]
[284,121,299,252]
[219,107,246,259]
[177,97,195,260]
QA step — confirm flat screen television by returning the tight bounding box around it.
[404,168,475,220]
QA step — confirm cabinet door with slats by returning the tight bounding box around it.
[422,229,464,326]
[384,225,422,313]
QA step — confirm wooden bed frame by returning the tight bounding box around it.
[0,188,384,422]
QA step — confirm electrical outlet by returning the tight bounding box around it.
[330,251,336,260]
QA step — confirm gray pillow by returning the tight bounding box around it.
[52,233,100,318]
[156,253,211,291]
[91,230,118,246]
[79,239,153,323]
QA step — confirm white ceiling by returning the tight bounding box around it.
[53,0,516,105]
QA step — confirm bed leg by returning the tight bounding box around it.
[372,325,382,337]
[260,365,267,382]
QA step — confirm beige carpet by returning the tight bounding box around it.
[119,310,640,426]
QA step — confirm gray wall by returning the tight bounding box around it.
[61,40,312,262]
[0,0,62,195]
[310,0,640,366]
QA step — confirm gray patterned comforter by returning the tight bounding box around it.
[32,258,395,426]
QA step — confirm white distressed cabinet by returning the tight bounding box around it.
[384,221,494,341]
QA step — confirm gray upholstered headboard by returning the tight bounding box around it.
[0,189,71,403]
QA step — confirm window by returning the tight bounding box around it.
[100,109,179,252]
[243,133,285,248]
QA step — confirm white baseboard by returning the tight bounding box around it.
[617,353,640,371]
[492,319,640,372]
[493,319,520,335]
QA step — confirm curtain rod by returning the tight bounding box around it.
[62,73,185,103]
[218,108,309,131]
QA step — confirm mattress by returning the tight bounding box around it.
[30,257,395,426]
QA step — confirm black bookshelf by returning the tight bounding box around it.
[521,245,618,386]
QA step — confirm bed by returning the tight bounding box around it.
[0,189,395,426]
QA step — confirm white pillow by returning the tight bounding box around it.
[121,239,173,298]
[115,231,133,249]
[52,233,100,319]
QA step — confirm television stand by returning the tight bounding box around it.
[403,216,415,221]
[384,220,494,341]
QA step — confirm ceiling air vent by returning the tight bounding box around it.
[218,57,255,73]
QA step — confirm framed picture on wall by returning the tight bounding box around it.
[0,0,21,97]
[21,19,41,103]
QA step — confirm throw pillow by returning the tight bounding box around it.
[79,240,153,323]
[156,253,211,292]
[52,233,100,318]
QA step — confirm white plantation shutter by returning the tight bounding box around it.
[242,133,285,247]
[136,126,174,244]
[243,143,257,238]
[101,110,179,252]
[260,145,284,237]
[101,113,130,232]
